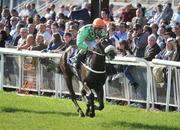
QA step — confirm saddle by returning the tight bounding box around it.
[67,47,92,79]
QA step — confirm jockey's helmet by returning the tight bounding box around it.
[93,18,106,28]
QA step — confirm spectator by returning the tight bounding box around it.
[33,14,41,26]
[52,32,75,53]
[42,32,63,52]
[69,5,90,25]
[156,37,175,60]
[16,28,28,47]
[119,4,136,23]
[143,25,152,35]
[10,9,19,17]
[107,22,119,48]
[60,5,70,17]
[39,17,47,24]
[10,17,19,36]
[19,4,27,18]
[116,22,127,41]
[78,20,85,29]
[27,24,37,38]
[131,8,146,27]
[150,23,159,38]
[30,34,47,51]
[116,40,133,57]
[58,22,65,37]
[4,25,12,48]
[26,16,34,24]
[0,22,5,31]
[46,19,53,34]
[25,3,34,17]
[45,8,51,20]
[126,29,134,50]
[159,19,169,26]
[157,25,166,50]
[171,3,180,24]
[63,31,76,46]
[50,4,56,21]
[51,22,60,34]
[101,8,111,26]
[161,3,173,23]
[31,3,38,16]
[132,24,149,57]
[1,7,11,25]
[172,37,180,61]
[17,34,35,50]
[172,22,180,37]
[9,23,24,47]
[0,30,7,47]
[144,34,161,61]
[148,4,163,24]
[37,23,51,45]
[109,3,114,21]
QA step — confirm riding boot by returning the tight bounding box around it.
[75,50,87,79]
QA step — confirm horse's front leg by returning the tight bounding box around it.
[65,77,85,117]
[86,92,95,118]
[82,83,95,117]
[94,87,104,111]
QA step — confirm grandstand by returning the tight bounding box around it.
[1,0,179,16]
[0,0,178,23]
[0,0,180,112]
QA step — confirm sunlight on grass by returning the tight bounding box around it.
[0,91,180,130]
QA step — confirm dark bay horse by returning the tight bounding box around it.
[58,37,116,117]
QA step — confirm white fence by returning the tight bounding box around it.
[0,48,180,111]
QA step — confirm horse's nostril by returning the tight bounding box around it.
[107,51,115,60]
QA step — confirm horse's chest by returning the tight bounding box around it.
[85,73,106,88]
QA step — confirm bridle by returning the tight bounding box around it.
[81,41,108,74]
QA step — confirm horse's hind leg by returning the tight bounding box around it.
[65,77,85,117]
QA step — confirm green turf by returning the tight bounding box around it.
[0,91,180,130]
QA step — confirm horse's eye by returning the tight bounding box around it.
[105,38,108,42]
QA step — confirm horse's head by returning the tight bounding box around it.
[98,37,116,60]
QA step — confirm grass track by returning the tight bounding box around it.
[0,91,180,130]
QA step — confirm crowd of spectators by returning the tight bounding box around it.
[0,2,180,89]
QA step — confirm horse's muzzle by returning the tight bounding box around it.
[105,45,116,60]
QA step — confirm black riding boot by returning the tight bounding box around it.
[75,51,87,79]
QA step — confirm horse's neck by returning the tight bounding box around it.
[91,54,105,71]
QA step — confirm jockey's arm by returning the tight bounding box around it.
[76,27,90,50]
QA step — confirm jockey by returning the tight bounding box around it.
[74,18,107,70]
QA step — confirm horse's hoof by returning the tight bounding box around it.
[86,111,95,118]
[89,112,95,118]
[79,112,85,117]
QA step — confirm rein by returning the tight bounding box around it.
[89,50,105,56]
[82,45,106,74]
[81,62,106,74]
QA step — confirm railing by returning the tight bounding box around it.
[0,48,180,111]
[14,0,35,12]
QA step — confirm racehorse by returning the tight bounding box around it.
[58,37,116,117]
